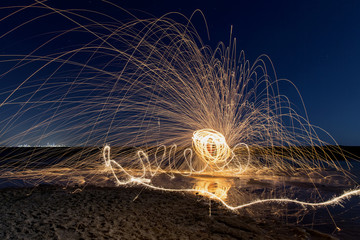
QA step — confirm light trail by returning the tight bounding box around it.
[192,129,232,169]
[141,183,360,211]
[0,2,358,228]
[103,145,360,210]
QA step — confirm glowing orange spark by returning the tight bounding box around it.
[0,3,358,225]
[192,129,231,170]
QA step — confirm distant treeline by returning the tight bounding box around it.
[244,145,360,161]
[0,147,99,169]
[0,145,359,169]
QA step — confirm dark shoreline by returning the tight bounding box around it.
[1,146,359,239]
[0,145,359,169]
[0,184,339,240]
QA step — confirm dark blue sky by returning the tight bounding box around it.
[115,0,360,146]
[1,0,360,145]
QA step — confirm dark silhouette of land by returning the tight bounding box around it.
[0,145,358,169]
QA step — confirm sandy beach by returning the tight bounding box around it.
[0,184,339,240]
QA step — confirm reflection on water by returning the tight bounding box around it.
[193,177,233,200]
[1,161,359,238]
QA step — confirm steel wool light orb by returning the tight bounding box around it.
[192,129,231,169]
[0,2,359,215]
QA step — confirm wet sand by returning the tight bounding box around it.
[0,185,337,240]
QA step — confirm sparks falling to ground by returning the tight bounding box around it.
[0,2,359,230]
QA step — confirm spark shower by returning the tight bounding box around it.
[0,1,359,213]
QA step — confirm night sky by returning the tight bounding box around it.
[1,0,360,146]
